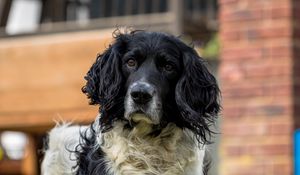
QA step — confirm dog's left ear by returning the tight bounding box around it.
[175,49,221,143]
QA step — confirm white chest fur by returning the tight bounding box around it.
[98,118,205,175]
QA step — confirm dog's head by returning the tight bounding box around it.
[82,30,221,143]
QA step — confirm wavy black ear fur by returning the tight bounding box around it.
[82,34,126,131]
[175,48,221,144]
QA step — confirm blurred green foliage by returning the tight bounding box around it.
[202,33,219,59]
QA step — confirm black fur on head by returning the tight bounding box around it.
[82,29,221,144]
[175,46,221,143]
[82,31,128,131]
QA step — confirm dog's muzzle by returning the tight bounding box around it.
[130,82,154,105]
[125,81,161,124]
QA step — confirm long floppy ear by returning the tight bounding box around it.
[175,49,221,144]
[82,39,125,130]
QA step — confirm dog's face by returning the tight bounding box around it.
[82,31,220,143]
[122,34,183,124]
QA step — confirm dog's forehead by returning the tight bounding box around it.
[126,33,182,56]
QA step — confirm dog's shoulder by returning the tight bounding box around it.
[41,123,88,175]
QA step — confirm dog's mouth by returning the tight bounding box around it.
[128,110,153,124]
[126,110,164,137]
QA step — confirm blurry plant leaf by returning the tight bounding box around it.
[202,33,219,59]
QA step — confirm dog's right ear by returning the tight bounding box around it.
[82,32,131,131]
[82,40,125,107]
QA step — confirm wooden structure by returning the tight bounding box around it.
[0,0,218,39]
[0,29,113,174]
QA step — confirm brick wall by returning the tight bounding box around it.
[219,0,298,174]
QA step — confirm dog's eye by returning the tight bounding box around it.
[127,59,137,67]
[164,64,174,71]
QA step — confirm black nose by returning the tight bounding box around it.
[130,84,153,104]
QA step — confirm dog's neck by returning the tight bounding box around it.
[96,114,202,175]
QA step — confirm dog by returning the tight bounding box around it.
[41,30,221,175]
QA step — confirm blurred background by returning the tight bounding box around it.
[0,0,299,175]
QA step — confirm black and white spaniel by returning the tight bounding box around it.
[41,30,221,175]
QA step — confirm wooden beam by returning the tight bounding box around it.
[0,108,97,133]
[0,29,113,132]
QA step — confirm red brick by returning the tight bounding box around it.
[244,64,292,78]
[220,9,262,22]
[223,104,291,118]
[270,6,292,18]
[246,26,292,40]
[249,144,291,155]
[269,45,292,58]
[269,123,292,135]
[223,87,265,98]
[221,30,241,41]
[220,0,296,174]
[222,83,291,98]
[222,47,263,60]
[245,104,289,116]
[271,84,292,96]
[225,144,291,156]
[240,163,291,175]
[222,106,243,118]
[223,124,268,136]
[225,146,244,156]
[221,6,292,23]
[272,164,293,175]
